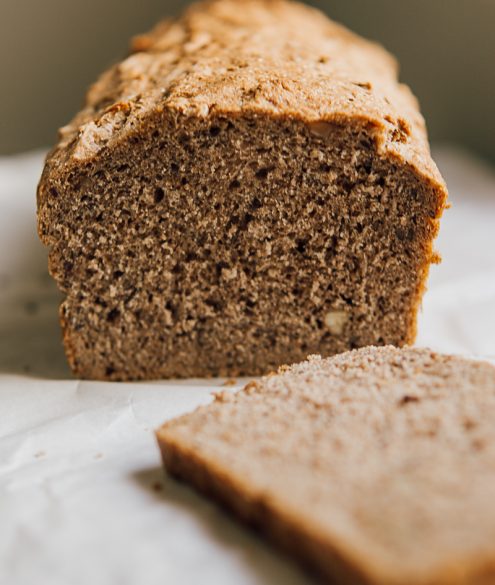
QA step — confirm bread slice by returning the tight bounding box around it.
[157,346,495,585]
[37,0,447,380]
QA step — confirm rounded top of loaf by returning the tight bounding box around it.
[41,0,447,194]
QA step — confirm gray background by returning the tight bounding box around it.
[1,0,494,163]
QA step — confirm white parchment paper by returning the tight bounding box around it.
[0,146,494,585]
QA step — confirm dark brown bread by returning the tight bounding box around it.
[157,346,495,585]
[37,0,448,380]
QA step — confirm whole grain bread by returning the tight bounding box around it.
[37,0,448,380]
[157,346,495,585]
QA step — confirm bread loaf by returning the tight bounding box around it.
[37,0,448,380]
[157,346,495,585]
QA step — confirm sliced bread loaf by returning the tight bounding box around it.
[157,346,495,585]
[37,0,447,380]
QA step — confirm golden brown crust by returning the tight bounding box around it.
[38,0,447,196]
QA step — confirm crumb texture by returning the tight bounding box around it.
[158,346,495,585]
[37,0,447,380]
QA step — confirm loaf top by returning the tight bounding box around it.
[158,346,495,584]
[42,0,446,193]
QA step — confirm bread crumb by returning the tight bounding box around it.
[214,390,235,402]
[324,311,348,335]
[399,395,420,405]
[308,121,335,139]
[222,378,237,386]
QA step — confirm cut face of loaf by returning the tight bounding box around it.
[37,0,448,380]
[157,346,495,585]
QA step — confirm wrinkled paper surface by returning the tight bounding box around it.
[1,147,494,585]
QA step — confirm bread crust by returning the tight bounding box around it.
[38,0,446,190]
